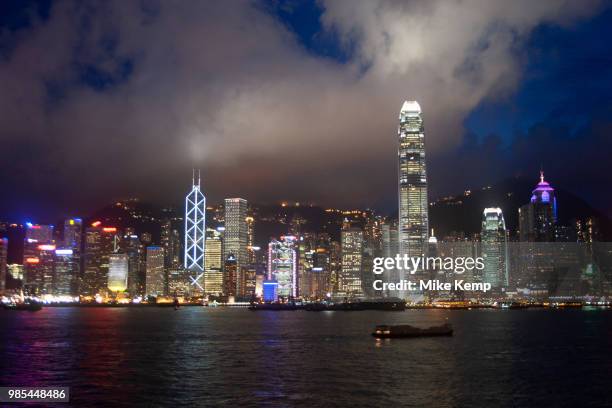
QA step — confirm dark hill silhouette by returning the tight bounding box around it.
[429,176,612,239]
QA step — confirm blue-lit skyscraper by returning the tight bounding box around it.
[184,170,206,273]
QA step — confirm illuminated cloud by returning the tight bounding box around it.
[0,0,605,218]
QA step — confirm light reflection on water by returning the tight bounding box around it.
[1,307,610,407]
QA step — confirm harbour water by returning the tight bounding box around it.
[1,307,610,407]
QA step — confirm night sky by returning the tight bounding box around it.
[1,0,611,222]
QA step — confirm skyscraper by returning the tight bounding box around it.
[54,248,75,295]
[519,171,557,242]
[339,223,364,297]
[224,198,248,292]
[267,236,298,298]
[122,233,145,296]
[184,170,206,273]
[161,218,181,270]
[482,208,508,290]
[398,100,429,259]
[223,255,238,299]
[146,246,165,297]
[204,227,223,295]
[108,253,128,293]
[83,224,118,296]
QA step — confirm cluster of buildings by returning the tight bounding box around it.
[0,101,609,303]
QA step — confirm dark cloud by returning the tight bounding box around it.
[0,0,606,221]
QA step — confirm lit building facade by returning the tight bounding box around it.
[108,253,128,292]
[339,225,364,297]
[267,236,298,298]
[482,208,508,290]
[224,198,248,293]
[54,248,75,295]
[83,225,118,295]
[184,171,206,273]
[204,228,223,295]
[146,246,165,297]
[398,100,429,261]
[519,171,557,242]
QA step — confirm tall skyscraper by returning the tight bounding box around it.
[162,218,181,270]
[519,171,557,242]
[267,236,298,299]
[54,248,75,295]
[482,208,508,290]
[246,215,256,263]
[339,222,364,297]
[224,198,248,292]
[83,224,118,296]
[146,246,165,297]
[398,100,429,259]
[122,233,145,296]
[63,218,82,293]
[204,227,223,295]
[63,218,82,248]
[184,170,206,274]
[223,254,238,299]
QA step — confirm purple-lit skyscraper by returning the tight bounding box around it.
[519,171,557,242]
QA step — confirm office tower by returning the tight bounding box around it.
[519,171,557,242]
[63,218,82,248]
[381,221,399,258]
[108,253,128,292]
[398,100,429,260]
[162,218,182,270]
[361,214,381,297]
[246,215,256,263]
[204,228,223,295]
[0,238,7,293]
[224,198,248,292]
[54,248,75,295]
[240,265,257,298]
[339,223,364,297]
[23,243,55,295]
[23,224,55,294]
[25,223,54,242]
[311,237,332,298]
[83,224,118,296]
[184,170,206,273]
[482,208,508,289]
[63,218,82,292]
[329,240,342,294]
[267,236,298,298]
[122,233,145,296]
[223,255,238,299]
[146,246,165,297]
[298,233,317,298]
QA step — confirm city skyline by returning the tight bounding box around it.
[1,1,612,221]
[1,3,611,407]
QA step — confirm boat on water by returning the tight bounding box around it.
[372,323,453,338]
[3,301,43,311]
